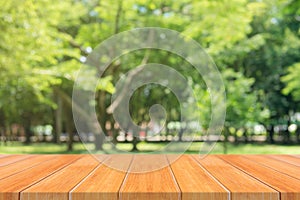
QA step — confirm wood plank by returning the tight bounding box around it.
[0,154,298,200]
[120,155,180,200]
[0,155,8,159]
[193,155,279,200]
[0,155,33,167]
[243,155,300,180]
[21,155,103,200]
[0,155,81,200]
[0,155,56,180]
[219,155,300,200]
[71,154,132,200]
[169,155,228,200]
[268,155,300,167]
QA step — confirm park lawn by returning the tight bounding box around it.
[0,141,299,154]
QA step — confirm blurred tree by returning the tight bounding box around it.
[283,63,300,100]
[0,0,109,150]
[224,0,300,143]
[1,0,299,151]
[195,68,267,152]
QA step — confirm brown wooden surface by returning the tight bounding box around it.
[268,155,300,167]
[168,155,228,200]
[0,154,300,200]
[119,155,180,200]
[242,155,300,180]
[21,155,100,200]
[0,155,80,200]
[0,154,33,167]
[0,155,55,180]
[71,154,132,200]
[196,155,279,199]
[218,155,300,200]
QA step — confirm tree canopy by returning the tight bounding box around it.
[1,0,300,150]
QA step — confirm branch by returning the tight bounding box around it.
[69,40,89,55]
[56,27,89,56]
[106,31,154,114]
[54,88,91,122]
[106,67,144,114]
[114,0,123,34]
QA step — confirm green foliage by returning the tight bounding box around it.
[183,0,254,55]
[195,69,268,130]
[282,63,300,100]
[1,0,300,147]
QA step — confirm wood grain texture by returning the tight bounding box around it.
[243,155,300,180]
[71,154,132,200]
[0,155,55,180]
[0,155,8,159]
[21,155,101,200]
[0,155,81,200]
[120,155,180,200]
[194,155,279,200]
[0,154,33,167]
[268,155,300,167]
[219,155,300,200]
[169,155,228,200]
[0,154,300,200]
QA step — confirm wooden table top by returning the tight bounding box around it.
[0,154,299,200]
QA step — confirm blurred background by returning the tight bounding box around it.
[0,0,299,154]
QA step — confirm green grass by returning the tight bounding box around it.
[0,141,300,154]
[0,142,87,154]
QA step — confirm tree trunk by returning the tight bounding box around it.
[24,118,32,144]
[223,127,229,154]
[55,88,104,150]
[54,95,63,143]
[145,127,149,142]
[179,126,186,142]
[165,119,170,136]
[234,131,238,144]
[131,136,139,152]
[284,118,291,144]
[0,110,5,145]
[267,125,275,144]
[0,127,5,146]
[64,108,74,151]
[112,125,118,146]
[114,0,123,34]
[67,130,74,151]
[95,91,107,151]
[296,127,300,144]
[4,123,9,145]
[94,134,104,151]
[243,129,248,143]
